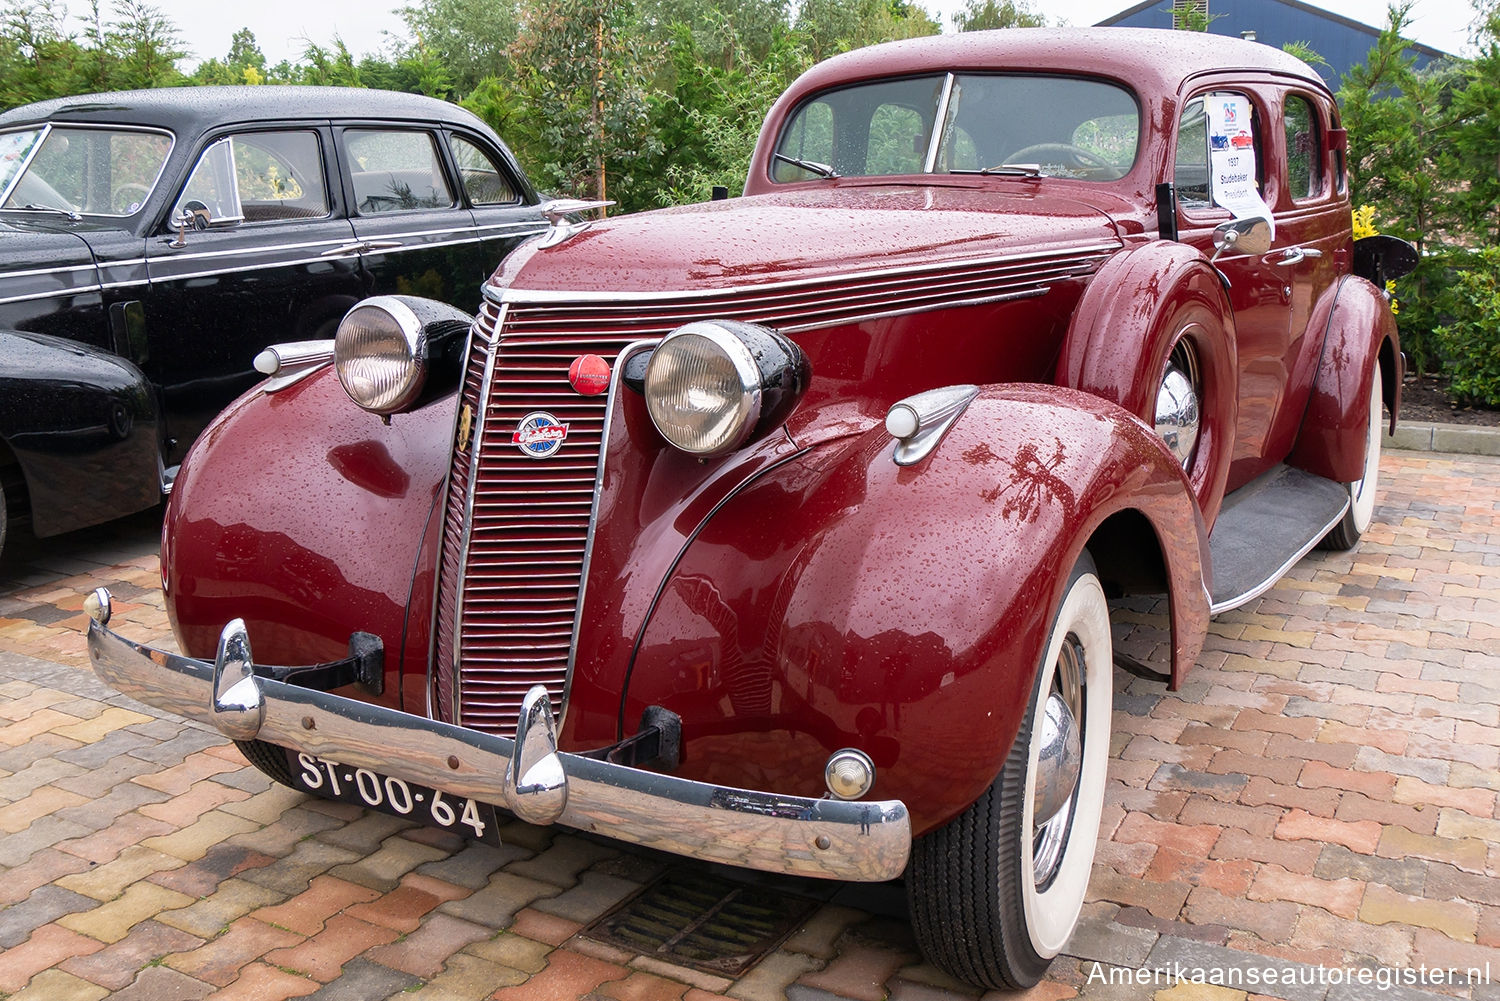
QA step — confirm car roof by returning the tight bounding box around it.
[0,86,491,138]
[785,27,1330,99]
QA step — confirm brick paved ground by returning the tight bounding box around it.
[0,447,1497,1001]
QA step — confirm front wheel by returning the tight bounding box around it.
[907,552,1113,989]
[1320,363,1384,550]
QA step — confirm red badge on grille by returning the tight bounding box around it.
[568,354,611,396]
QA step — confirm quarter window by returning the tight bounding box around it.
[448,134,518,205]
[1284,95,1321,200]
[346,130,454,213]
[175,130,329,225]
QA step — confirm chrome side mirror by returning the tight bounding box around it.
[1210,217,1272,262]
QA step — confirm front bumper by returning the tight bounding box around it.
[84,589,910,882]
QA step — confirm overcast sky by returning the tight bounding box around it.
[78,0,1485,69]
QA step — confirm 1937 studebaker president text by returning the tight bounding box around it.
[87,29,1415,989]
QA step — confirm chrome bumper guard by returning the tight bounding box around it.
[84,589,910,882]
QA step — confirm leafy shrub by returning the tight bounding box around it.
[1432,248,1500,407]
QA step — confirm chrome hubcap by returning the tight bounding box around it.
[1033,635,1086,888]
[1155,340,1201,469]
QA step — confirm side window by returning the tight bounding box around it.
[346,130,455,213]
[1284,95,1321,200]
[448,134,518,205]
[1174,98,1211,208]
[174,131,328,225]
[1175,92,1264,212]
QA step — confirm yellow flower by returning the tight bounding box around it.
[1352,205,1379,240]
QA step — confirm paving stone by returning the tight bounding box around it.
[507,831,620,889]
[417,950,530,997]
[4,968,110,1001]
[237,837,361,895]
[201,961,319,1001]
[248,874,382,936]
[1148,764,1248,799]
[784,905,869,960]
[327,833,447,891]
[57,843,186,900]
[345,871,471,932]
[0,923,107,993]
[156,877,287,938]
[415,839,526,889]
[365,912,493,977]
[1064,905,1160,968]
[262,913,399,982]
[0,846,93,907]
[532,869,640,923]
[51,775,169,829]
[1273,809,1381,853]
[227,804,345,857]
[1313,844,1427,896]
[57,880,197,944]
[1376,825,1489,874]
[1245,865,1365,919]
[1359,884,1478,941]
[313,810,416,854]
[299,956,420,1001]
[141,808,261,862]
[106,964,213,1001]
[725,949,822,1001]
[509,906,583,946]
[217,783,314,826]
[0,884,99,948]
[56,919,206,991]
[439,869,562,926]
[53,727,155,768]
[163,915,304,987]
[148,843,279,898]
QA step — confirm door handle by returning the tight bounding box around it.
[319,240,404,256]
[1271,246,1323,267]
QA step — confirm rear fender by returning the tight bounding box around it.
[1288,276,1402,483]
[1058,241,1237,526]
[625,385,1208,835]
[162,366,454,709]
[0,329,161,537]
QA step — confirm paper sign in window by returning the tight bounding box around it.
[1207,95,1274,239]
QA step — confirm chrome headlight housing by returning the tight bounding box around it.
[334,296,472,416]
[644,320,810,457]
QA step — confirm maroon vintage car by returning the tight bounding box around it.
[88,28,1410,989]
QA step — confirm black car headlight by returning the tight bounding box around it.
[335,296,471,416]
[644,320,810,457]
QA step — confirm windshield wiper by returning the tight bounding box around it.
[949,164,1043,179]
[8,202,83,221]
[773,153,838,179]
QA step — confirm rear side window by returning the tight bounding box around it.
[448,134,518,205]
[1284,95,1322,200]
[346,130,455,213]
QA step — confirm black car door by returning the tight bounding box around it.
[144,125,363,465]
[443,128,547,281]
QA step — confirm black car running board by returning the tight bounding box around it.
[1207,464,1350,614]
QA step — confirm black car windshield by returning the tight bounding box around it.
[772,73,1139,182]
[0,125,173,217]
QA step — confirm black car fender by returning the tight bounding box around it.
[0,329,163,538]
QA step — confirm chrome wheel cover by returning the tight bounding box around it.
[1155,339,1201,469]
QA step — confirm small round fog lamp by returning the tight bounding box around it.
[824,748,876,801]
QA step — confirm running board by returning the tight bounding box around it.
[1208,465,1348,614]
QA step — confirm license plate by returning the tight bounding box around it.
[287,751,502,846]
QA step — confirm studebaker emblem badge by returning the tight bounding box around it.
[456,404,473,453]
[512,412,569,458]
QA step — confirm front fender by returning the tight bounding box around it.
[0,329,161,537]
[1288,276,1402,483]
[624,385,1208,835]
[1058,241,1237,527]
[163,365,455,709]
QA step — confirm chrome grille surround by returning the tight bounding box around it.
[433,243,1117,735]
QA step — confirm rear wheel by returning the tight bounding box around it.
[907,552,1113,989]
[1321,364,1383,550]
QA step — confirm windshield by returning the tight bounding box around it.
[772,73,1140,182]
[0,125,173,217]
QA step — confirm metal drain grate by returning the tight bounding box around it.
[581,870,822,977]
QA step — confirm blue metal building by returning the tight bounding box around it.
[1097,0,1452,85]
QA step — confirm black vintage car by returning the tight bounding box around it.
[0,86,545,556]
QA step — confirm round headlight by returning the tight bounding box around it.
[335,297,427,415]
[645,322,764,456]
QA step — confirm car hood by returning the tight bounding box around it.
[494,182,1123,296]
